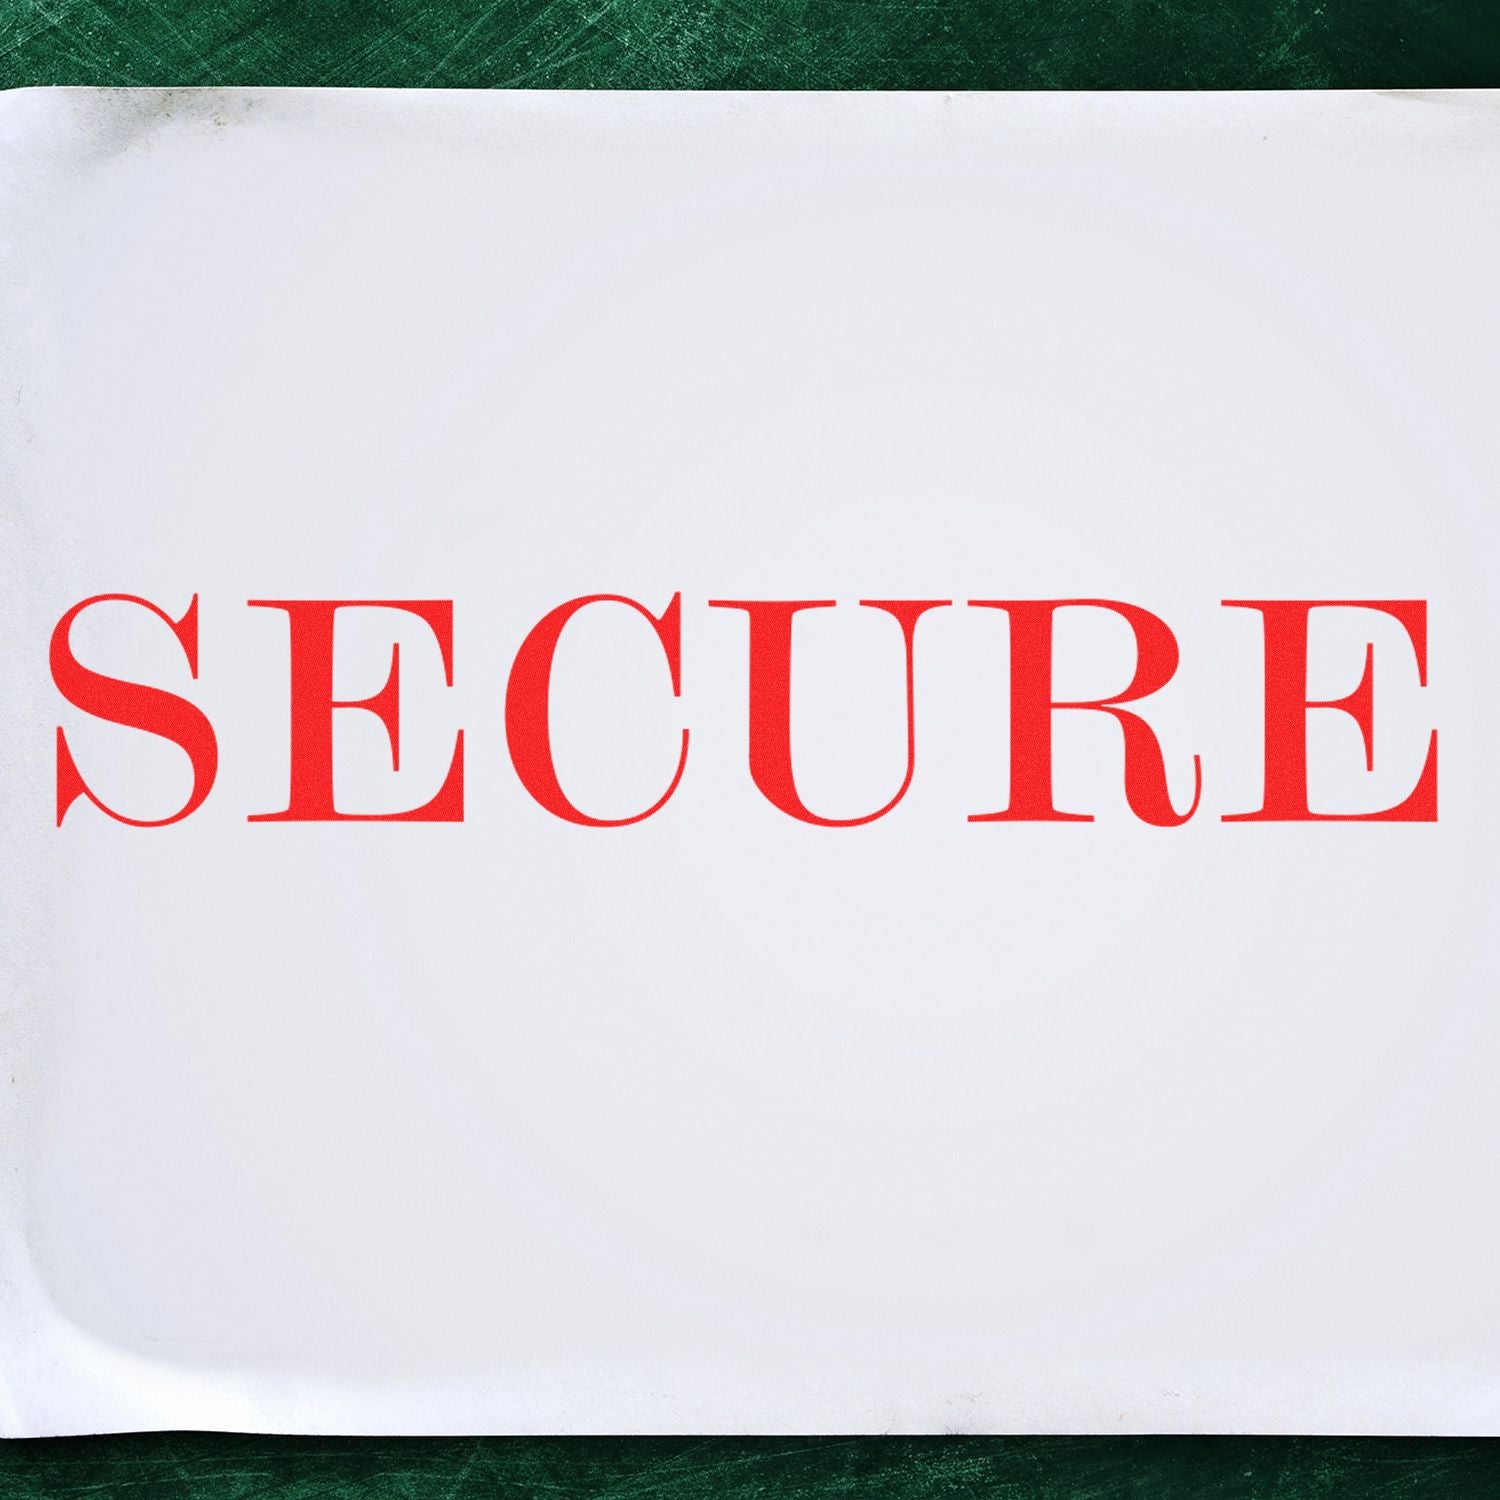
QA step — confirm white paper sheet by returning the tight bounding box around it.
[1,86,1497,1436]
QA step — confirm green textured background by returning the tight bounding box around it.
[0,0,1497,89]
[4,0,1500,1493]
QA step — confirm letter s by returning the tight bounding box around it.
[51,593,218,827]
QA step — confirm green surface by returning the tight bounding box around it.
[2,1435,1500,1497]
[0,0,1497,90]
[4,0,1500,1493]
